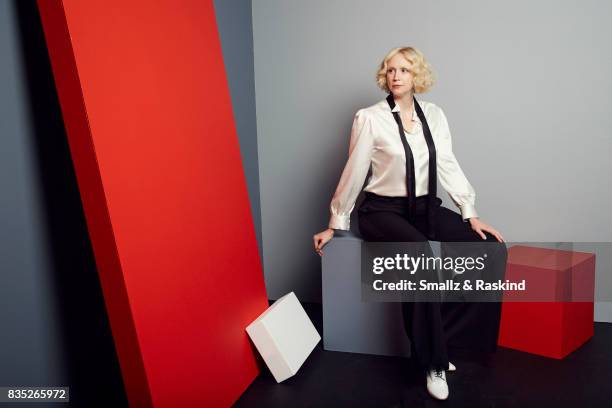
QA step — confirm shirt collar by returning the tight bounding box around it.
[389,99,420,121]
[390,103,421,126]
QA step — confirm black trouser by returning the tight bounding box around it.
[357,192,508,372]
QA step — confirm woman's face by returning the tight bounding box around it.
[386,53,414,97]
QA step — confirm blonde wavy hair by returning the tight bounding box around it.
[376,47,435,93]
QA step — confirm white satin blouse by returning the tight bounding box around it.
[328,98,478,231]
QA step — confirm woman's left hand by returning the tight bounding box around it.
[468,218,505,242]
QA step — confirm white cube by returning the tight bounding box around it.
[246,292,321,382]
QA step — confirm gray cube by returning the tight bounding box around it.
[321,236,412,357]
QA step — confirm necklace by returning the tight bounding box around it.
[401,109,416,132]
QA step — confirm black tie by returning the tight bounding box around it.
[385,94,438,239]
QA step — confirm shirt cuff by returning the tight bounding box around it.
[459,203,478,221]
[329,214,350,230]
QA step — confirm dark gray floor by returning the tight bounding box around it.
[234,302,611,408]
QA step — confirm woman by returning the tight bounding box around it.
[312,46,507,401]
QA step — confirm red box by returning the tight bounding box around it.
[498,245,595,359]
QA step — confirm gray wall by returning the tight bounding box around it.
[214,0,263,265]
[253,0,612,314]
[1,0,68,387]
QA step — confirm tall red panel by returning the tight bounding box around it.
[37,1,268,406]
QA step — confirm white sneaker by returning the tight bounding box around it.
[448,361,456,372]
[426,368,449,400]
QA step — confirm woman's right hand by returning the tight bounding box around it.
[313,228,335,257]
